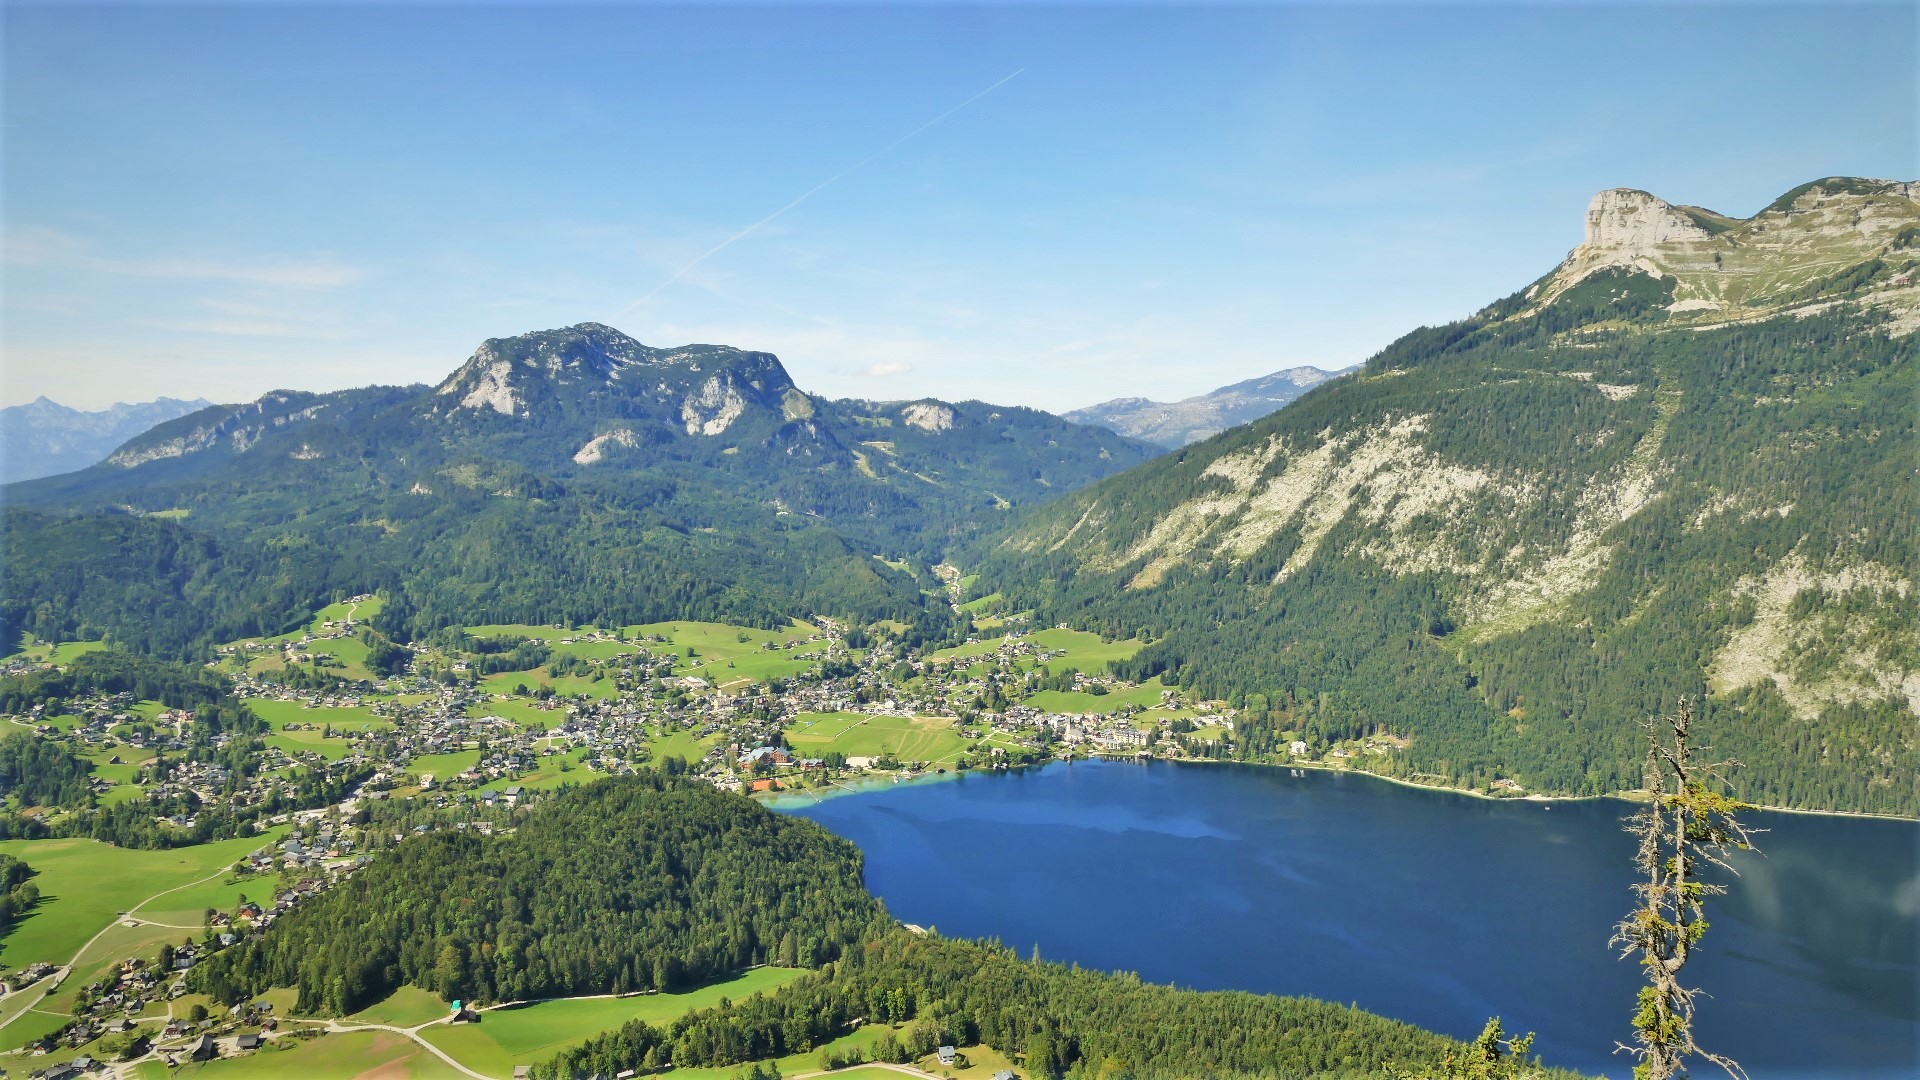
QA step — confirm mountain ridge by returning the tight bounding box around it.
[974,175,1918,815]
[1064,365,1350,448]
[0,395,213,483]
[2,323,1159,655]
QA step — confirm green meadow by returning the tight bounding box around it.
[407,748,483,782]
[246,699,390,730]
[0,830,288,1048]
[466,698,570,730]
[475,749,594,794]
[783,712,971,763]
[154,1029,466,1080]
[930,635,1010,663]
[477,667,621,700]
[1,639,108,664]
[1025,628,1146,674]
[264,730,359,761]
[420,967,807,1075]
[644,727,722,767]
[0,830,285,969]
[348,984,453,1027]
[301,636,378,683]
[1024,677,1171,716]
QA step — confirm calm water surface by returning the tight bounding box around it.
[782,760,1918,1079]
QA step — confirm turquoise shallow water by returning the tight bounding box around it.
[785,759,1919,1079]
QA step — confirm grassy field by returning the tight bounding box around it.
[349,984,453,1027]
[783,712,971,764]
[547,638,645,661]
[459,619,824,691]
[264,731,359,761]
[644,727,722,767]
[140,869,281,928]
[246,700,390,730]
[474,667,618,701]
[0,830,285,969]
[1024,677,1171,716]
[301,636,378,683]
[475,749,594,794]
[0,830,287,1048]
[626,620,817,670]
[156,1029,467,1080]
[466,699,570,730]
[1,638,108,664]
[314,597,384,626]
[930,636,1010,663]
[691,650,820,689]
[1025,628,1146,674]
[549,672,621,699]
[407,749,482,782]
[421,967,807,1075]
[463,622,578,642]
[228,597,386,651]
[82,744,155,784]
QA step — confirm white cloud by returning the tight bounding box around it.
[4,226,364,288]
[859,360,913,377]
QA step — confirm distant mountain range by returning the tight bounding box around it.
[979,175,1919,815]
[2,323,1158,653]
[1064,367,1350,448]
[0,395,212,484]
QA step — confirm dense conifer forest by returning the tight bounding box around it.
[540,930,1587,1080]
[193,776,892,1013]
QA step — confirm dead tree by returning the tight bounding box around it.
[1612,699,1760,1080]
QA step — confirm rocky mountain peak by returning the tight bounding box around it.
[1064,365,1349,449]
[428,323,802,421]
[1526,176,1919,326]
[1580,188,1714,253]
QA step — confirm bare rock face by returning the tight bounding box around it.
[1582,189,1714,253]
[900,403,956,432]
[681,376,750,436]
[573,429,639,464]
[1527,177,1920,323]
[448,350,521,415]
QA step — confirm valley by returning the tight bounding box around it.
[0,175,1914,1079]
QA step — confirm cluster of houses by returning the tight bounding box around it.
[0,613,1250,1077]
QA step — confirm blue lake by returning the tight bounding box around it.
[782,760,1919,1078]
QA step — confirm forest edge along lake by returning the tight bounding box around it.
[777,759,1920,1079]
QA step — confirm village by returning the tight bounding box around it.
[0,599,1264,1077]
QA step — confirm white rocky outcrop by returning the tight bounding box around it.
[901,403,955,432]
[573,429,639,464]
[438,348,521,416]
[1583,189,1714,253]
[1528,178,1920,319]
[681,376,748,436]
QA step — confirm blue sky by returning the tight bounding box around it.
[3,1,1912,411]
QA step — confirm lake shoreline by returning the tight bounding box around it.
[764,753,1918,823]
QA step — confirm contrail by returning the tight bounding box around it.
[614,68,1025,317]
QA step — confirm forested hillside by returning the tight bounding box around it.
[194,775,891,1013]
[544,931,1583,1080]
[2,324,1156,655]
[977,178,1919,815]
